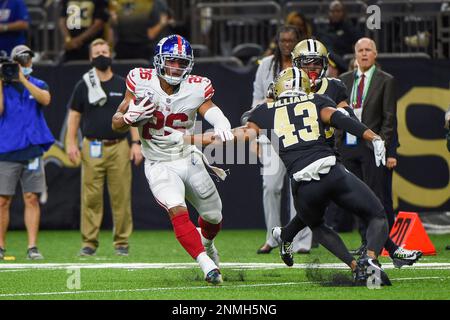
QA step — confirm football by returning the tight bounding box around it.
[130,96,153,127]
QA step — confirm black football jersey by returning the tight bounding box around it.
[248,93,337,177]
[315,77,348,103]
[316,77,349,146]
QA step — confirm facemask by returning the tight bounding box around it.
[21,66,33,76]
[91,55,112,71]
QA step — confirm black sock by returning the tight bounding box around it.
[384,237,399,256]
[366,216,389,255]
[312,224,354,267]
[281,215,306,242]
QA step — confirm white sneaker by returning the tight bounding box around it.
[271,226,282,246]
[391,247,423,268]
[197,228,220,267]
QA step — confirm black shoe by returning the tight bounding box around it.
[79,247,96,256]
[446,245,450,250]
[349,243,367,256]
[205,268,223,285]
[27,247,44,260]
[256,244,275,254]
[353,261,368,286]
[356,254,392,287]
[280,240,294,267]
[115,246,129,256]
[0,247,5,260]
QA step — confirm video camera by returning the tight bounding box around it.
[0,57,20,82]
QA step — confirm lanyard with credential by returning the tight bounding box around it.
[351,68,375,108]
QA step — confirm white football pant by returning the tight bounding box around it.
[144,152,222,224]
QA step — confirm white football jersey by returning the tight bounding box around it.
[126,68,214,161]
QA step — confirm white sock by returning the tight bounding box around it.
[196,252,217,276]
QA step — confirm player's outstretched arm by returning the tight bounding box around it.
[320,107,386,166]
[198,100,234,142]
[112,89,134,133]
[152,123,260,148]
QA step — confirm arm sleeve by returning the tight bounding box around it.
[203,106,230,129]
[343,106,358,120]
[330,109,369,138]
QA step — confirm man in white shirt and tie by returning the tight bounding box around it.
[337,38,397,256]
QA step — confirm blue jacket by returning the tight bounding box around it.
[0,76,55,154]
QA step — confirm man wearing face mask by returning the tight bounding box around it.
[0,45,54,260]
[66,38,142,257]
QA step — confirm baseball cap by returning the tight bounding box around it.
[10,44,35,60]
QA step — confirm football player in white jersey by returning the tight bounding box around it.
[112,35,234,285]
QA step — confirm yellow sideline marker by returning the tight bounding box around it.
[3,256,16,261]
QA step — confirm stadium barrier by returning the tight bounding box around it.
[7,58,450,230]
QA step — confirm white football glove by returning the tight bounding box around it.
[123,97,155,125]
[150,126,184,147]
[214,127,234,142]
[372,137,386,167]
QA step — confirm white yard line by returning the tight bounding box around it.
[1,262,450,270]
[0,276,448,298]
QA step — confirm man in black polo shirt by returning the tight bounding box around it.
[66,38,142,256]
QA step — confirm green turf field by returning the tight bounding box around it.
[0,230,449,300]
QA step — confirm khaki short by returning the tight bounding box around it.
[0,159,46,196]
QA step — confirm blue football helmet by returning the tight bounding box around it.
[153,35,194,85]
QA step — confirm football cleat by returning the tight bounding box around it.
[355,254,392,287]
[197,228,220,267]
[271,227,282,245]
[205,268,223,285]
[280,241,294,267]
[391,247,423,268]
[272,227,294,267]
[352,262,368,286]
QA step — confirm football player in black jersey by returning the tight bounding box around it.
[285,39,422,268]
[154,67,392,285]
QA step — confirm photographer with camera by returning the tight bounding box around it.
[0,45,54,260]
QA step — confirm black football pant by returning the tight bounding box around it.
[282,163,388,266]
